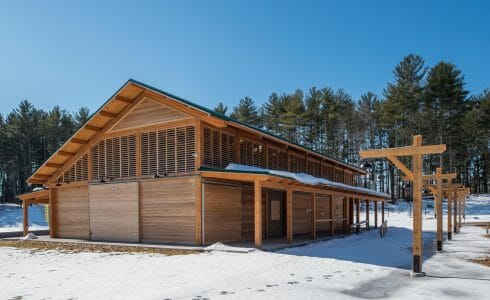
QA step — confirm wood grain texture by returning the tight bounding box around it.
[110,97,192,132]
[89,182,139,242]
[140,177,196,244]
[55,185,90,239]
[292,192,310,235]
[203,183,242,244]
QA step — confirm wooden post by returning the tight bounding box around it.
[254,180,262,248]
[366,200,370,230]
[412,135,423,275]
[382,201,385,224]
[310,192,316,240]
[458,196,462,231]
[49,188,56,238]
[22,200,29,236]
[374,201,378,229]
[436,167,443,251]
[286,188,293,243]
[447,186,453,240]
[345,196,350,234]
[356,198,360,233]
[330,194,334,236]
[195,176,203,245]
[453,194,458,233]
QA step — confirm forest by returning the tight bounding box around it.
[0,54,488,203]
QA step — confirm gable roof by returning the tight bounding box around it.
[28,79,365,185]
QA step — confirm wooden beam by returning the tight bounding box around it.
[84,125,103,132]
[447,184,453,240]
[45,163,62,168]
[100,110,117,118]
[23,200,29,236]
[387,156,414,181]
[49,188,56,238]
[58,151,75,157]
[114,95,134,104]
[424,172,457,180]
[70,138,88,144]
[454,194,458,233]
[330,195,334,236]
[32,174,51,180]
[412,135,423,274]
[435,167,443,251]
[286,188,293,243]
[254,180,262,248]
[195,176,202,245]
[311,193,316,240]
[360,143,446,158]
[366,200,370,230]
[356,198,360,233]
[374,201,378,229]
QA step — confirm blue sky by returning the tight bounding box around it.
[1,0,489,114]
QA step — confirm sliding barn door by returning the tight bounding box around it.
[88,182,139,242]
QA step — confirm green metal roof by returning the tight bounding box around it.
[127,79,365,173]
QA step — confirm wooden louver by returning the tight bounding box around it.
[140,125,196,176]
[58,153,89,183]
[203,127,237,168]
[91,135,137,180]
[239,138,265,168]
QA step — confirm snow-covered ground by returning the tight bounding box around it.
[0,195,489,299]
[0,203,48,232]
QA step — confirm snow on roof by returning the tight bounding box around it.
[225,163,390,199]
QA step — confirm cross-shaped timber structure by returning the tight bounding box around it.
[359,135,446,277]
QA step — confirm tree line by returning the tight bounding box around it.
[0,54,488,203]
[217,54,489,198]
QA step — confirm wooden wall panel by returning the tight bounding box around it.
[241,187,266,240]
[55,185,90,239]
[110,98,192,132]
[293,192,310,235]
[89,182,139,242]
[333,196,345,231]
[203,184,242,244]
[140,177,196,244]
[316,195,332,232]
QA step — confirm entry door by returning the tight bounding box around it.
[268,190,285,237]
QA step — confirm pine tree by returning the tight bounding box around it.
[230,97,261,126]
[214,102,228,115]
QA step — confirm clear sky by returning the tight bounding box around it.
[1,0,489,115]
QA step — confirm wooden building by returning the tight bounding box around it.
[19,80,389,247]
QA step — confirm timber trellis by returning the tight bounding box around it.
[359,135,446,276]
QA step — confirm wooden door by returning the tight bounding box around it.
[268,190,285,237]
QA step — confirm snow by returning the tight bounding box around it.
[1,195,489,299]
[22,233,38,240]
[0,203,49,232]
[225,163,390,198]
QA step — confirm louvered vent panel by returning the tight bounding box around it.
[149,131,158,175]
[166,128,176,173]
[158,130,167,174]
[278,150,288,171]
[141,132,149,176]
[289,154,298,173]
[113,137,121,179]
[211,129,220,167]
[91,144,99,179]
[128,135,136,177]
[177,127,186,173]
[120,136,129,177]
[229,135,237,164]
[105,138,113,178]
[203,127,212,166]
[221,133,230,167]
[267,147,278,170]
[186,126,196,171]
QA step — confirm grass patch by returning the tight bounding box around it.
[0,240,200,256]
[472,257,490,267]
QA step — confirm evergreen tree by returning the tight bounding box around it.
[230,97,261,126]
[214,102,228,115]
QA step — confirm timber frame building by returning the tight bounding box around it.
[20,80,389,247]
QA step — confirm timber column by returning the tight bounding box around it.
[374,201,378,229]
[22,200,29,236]
[453,195,458,233]
[447,186,453,240]
[435,168,443,251]
[412,135,423,275]
[254,180,262,248]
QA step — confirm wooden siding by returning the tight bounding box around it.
[203,184,242,244]
[110,97,192,132]
[333,196,345,232]
[241,187,266,240]
[88,182,139,242]
[316,194,332,232]
[293,192,311,235]
[140,177,196,244]
[55,185,90,239]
